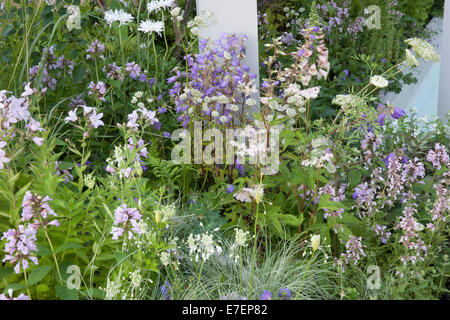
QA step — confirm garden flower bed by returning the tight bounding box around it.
[0,0,448,301]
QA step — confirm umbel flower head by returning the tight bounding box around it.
[405,38,439,62]
[405,49,419,67]
[370,75,389,88]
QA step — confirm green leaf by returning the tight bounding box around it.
[37,284,50,293]
[56,242,83,254]
[0,267,14,281]
[36,244,52,256]
[28,265,52,286]
[72,65,85,84]
[5,283,25,292]
[55,285,79,300]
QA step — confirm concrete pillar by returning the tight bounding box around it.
[438,0,450,120]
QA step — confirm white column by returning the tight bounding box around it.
[438,0,450,120]
[196,0,260,103]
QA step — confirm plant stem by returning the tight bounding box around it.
[294,250,315,299]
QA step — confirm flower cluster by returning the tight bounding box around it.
[21,191,60,228]
[405,38,439,62]
[426,143,449,170]
[168,33,257,128]
[318,182,347,219]
[301,136,335,174]
[105,139,148,178]
[1,224,38,274]
[86,39,105,61]
[187,231,222,263]
[104,9,134,26]
[29,45,74,91]
[234,184,264,204]
[340,236,366,267]
[64,105,104,130]
[110,204,143,240]
[0,289,30,300]
[0,87,46,148]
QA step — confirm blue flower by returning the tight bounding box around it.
[260,290,272,300]
[278,288,291,300]
[161,280,172,300]
[226,184,235,194]
[384,153,396,168]
[391,107,405,119]
[377,113,386,126]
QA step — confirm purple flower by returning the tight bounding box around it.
[377,113,386,126]
[278,288,291,299]
[391,107,405,119]
[0,289,30,300]
[160,281,172,300]
[384,152,396,168]
[260,290,272,300]
[2,224,39,274]
[110,204,143,240]
[226,184,235,193]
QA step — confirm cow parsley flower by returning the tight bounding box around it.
[405,49,419,67]
[370,75,389,88]
[405,38,439,62]
[138,20,164,36]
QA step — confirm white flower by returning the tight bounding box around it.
[66,5,81,31]
[170,7,181,17]
[332,94,364,110]
[370,75,389,88]
[405,38,439,62]
[138,20,164,36]
[104,9,134,26]
[147,0,175,13]
[234,228,249,247]
[64,108,78,123]
[405,49,419,67]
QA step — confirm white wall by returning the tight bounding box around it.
[438,0,450,120]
